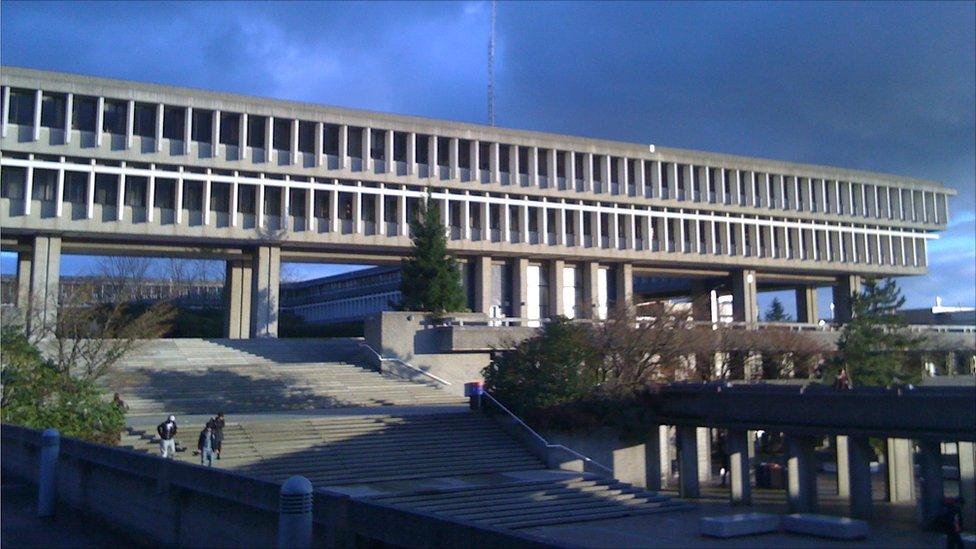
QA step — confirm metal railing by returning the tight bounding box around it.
[358,343,452,386]
[480,391,613,476]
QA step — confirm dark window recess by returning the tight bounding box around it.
[191,110,213,143]
[362,195,375,222]
[7,89,34,125]
[538,149,549,176]
[393,132,407,161]
[415,135,429,165]
[437,137,450,166]
[238,185,256,214]
[574,154,585,180]
[211,183,230,211]
[273,118,291,151]
[40,94,66,129]
[264,186,281,215]
[133,103,156,137]
[163,107,185,140]
[93,174,117,205]
[32,169,57,201]
[102,100,126,135]
[610,158,619,182]
[314,190,329,218]
[247,116,266,148]
[458,140,471,168]
[219,112,240,145]
[0,167,26,199]
[370,129,385,160]
[499,145,510,172]
[298,121,315,153]
[183,181,203,210]
[72,96,97,131]
[125,177,147,207]
[347,127,363,159]
[323,125,339,155]
[384,196,397,222]
[479,142,491,170]
[556,152,566,178]
[65,172,87,203]
[289,189,306,216]
[154,179,175,209]
[518,148,529,175]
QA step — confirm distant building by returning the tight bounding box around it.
[280,266,400,325]
[899,297,976,327]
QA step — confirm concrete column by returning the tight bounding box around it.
[428,135,438,179]
[728,429,752,505]
[690,280,712,322]
[644,425,664,492]
[250,245,281,338]
[124,99,135,149]
[887,438,915,503]
[15,251,32,323]
[362,127,372,172]
[581,261,599,319]
[25,236,61,334]
[1,86,9,138]
[510,145,520,184]
[385,130,394,174]
[512,258,529,322]
[847,436,874,519]
[786,435,818,513]
[556,203,567,246]
[290,119,299,165]
[917,439,944,528]
[795,286,818,324]
[614,263,633,312]
[731,269,758,324]
[405,133,416,175]
[660,425,673,488]
[398,191,408,237]
[314,122,324,167]
[473,256,492,314]
[239,113,248,159]
[836,435,851,497]
[549,259,565,318]
[832,275,862,323]
[490,142,500,183]
[448,138,459,180]
[698,427,713,485]
[338,125,348,170]
[352,188,362,234]
[469,140,480,182]
[95,96,105,147]
[958,441,976,529]
[677,426,700,498]
[566,151,576,189]
[223,260,252,339]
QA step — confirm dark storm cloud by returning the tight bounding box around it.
[1,0,973,306]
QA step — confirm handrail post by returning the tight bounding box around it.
[38,428,60,518]
[278,476,313,549]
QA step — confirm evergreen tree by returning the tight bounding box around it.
[398,193,467,315]
[764,298,792,322]
[830,278,921,386]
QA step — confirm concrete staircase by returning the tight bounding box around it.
[106,338,465,414]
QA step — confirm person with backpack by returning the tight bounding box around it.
[197,423,217,467]
[157,415,178,459]
[210,412,226,460]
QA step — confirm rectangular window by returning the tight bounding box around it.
[264,186,281,215]
[65,172,87,203]
[72,96,97,131]
[94,174,117,205]
[272,118,290,151]
[102,100,126,135]
[163,106,185,140]
[191,110,213,143]
[247,116,266,148]
[133,103,156,137]
[6,89,34,125]
[298,121,315,153]
[211,183,230,212]
[347,127,363,159]
[238,185,256,214]
[125,176,147,207]
[40,93,66,129]
[0,167,26,199]
[219,112,240,145]
[371,129,386,160]
[323,124,339,155]
[183,181,203,210]
[154,179,175,209]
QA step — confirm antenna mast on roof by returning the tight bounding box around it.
[488,0,496,126]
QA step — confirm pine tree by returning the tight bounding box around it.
[830,278,921,386]
[764,298,792,322]
[398,193,467,315]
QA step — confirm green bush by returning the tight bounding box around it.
[1,325,125,445]
[482,318,600,416]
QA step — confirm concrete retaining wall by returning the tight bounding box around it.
[1,425,553,548]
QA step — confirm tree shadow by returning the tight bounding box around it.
[199,337,364,364]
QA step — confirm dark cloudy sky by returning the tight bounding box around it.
[1,1,974,310]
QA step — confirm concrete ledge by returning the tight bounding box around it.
[782,513,869,540]
[700,513,780,538]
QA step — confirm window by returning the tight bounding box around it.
[371,129,385,160]
[272,118,290,151]
[133,103,156,137]
[0,167,26,199]
[238,185,256,214]
[154,179,175,209]
[247,116,266,148]
[65,172,87,203]
[264,186,281,216]
[6,89,34,125]
[72,96,97,131]
[183,181,203,210]
[298,121,315,153]
[40,93,65,128]
[191,110,213,143]
[163,106,185,140]
[219,112,240,145]
[323,124,339,155]
[94,174,117,205]
[102,100,126,135]
[347,127,363,159]
[125,177,147,207]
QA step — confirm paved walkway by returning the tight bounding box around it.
[1,477,146,548]
[126,403,469,428]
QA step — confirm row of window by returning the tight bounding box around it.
[2,86,949,225]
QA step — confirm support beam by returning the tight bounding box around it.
[795,286,819,324]
[832,274,862,323]
[223,260,252,339]
[727,429,752,505]
[847,436,874,519]
[836,435,851,497]
[959,441,976,530]
[786,434,818,513]
[15,251,32,314]
[512,258,529,323]
[887,438,915,503]
[25,236,61,334]
[917,439,944,528]
[644,425,663,492]
[250,245,280,338]
[677,426,700,499]
[580,261,600,319]
[697,427,712,485]
[473,256,492,314]
[731,269,758,324]
[614,263,633,312]
[549,259,565,318]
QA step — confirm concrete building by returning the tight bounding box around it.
[0,67,956,337]
[280,266,401,325]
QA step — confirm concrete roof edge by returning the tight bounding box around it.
[0,65,952,193]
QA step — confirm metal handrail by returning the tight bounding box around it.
[480,391,614,476]
[358,343,452,386]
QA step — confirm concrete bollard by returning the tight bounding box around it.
[464,381,484,410]
[278,475,313,549]
[38,428,60,518]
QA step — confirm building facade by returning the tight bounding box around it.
[0,67,955,337]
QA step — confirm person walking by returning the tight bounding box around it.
[197,424,217,467]
[112,393,129,413]
[210,412,226,460]
[157,415,178,459]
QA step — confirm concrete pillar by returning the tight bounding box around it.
[580,261,599,319]
[15,251,32,313]
[728,430,752,505]
[644,425,664,492]
[660,425,673,489]
[959,441,976,529]
[731,269,758,324]
[614,263,633,312]
[786,435,818,513]
[549,259,565,318]
[690,280,712,322]
[677,426,700,498]
[224,260,252,339]
[251,245,280,338]
[473,256,492,314]
[847,436,874,519]
[887,438,915,503]
[832,274,862,323]
[26,236,62,334]
[795,286,818,324]
[917,439,944,528]
[512,258,529,322]
[836,435,851,497]
[697,427,713,485]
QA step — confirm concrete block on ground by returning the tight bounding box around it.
[782,513,869,540]
[700,513,780,538]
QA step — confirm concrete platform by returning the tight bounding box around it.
[782,513,869,540]
[700,513,779,538]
